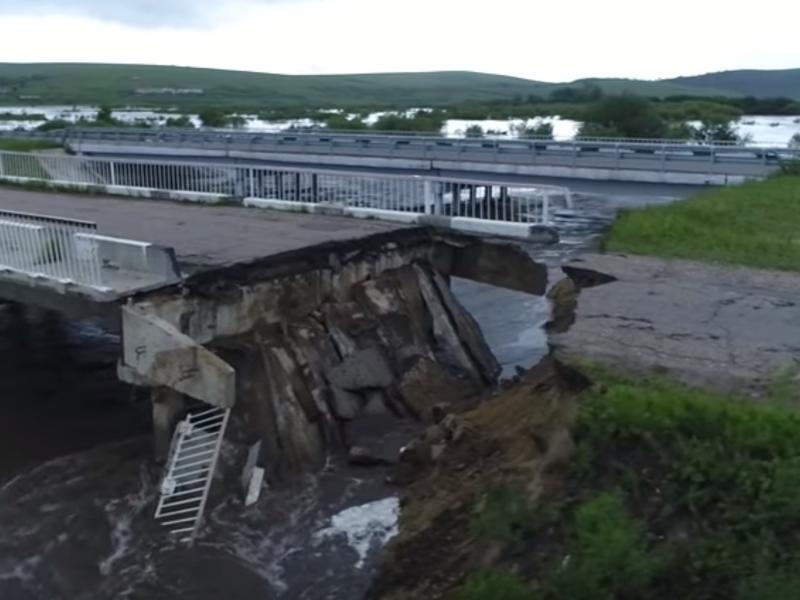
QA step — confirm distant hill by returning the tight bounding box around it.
[573,77,739,98]
[0,63,556,109]
[0,63,798,110]
[665,69,800,100]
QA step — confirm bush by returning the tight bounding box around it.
[198,107,231,128]
[37,119,72,132]
[547,492,669,600]
[691,118,741,143]
[578,94,667,139]
[470,486,558,547]
[461,570,534,600]
[465,124,484,138]
[325,114,368,130]
[515,122,554,139]
[95,105,118,126]
[571,371,800,598]
[165,115,194,128]
[371,110,445,133]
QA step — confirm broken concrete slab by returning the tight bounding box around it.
[551,253,800,397]
[330,386,363,420]
[445,237,548,295]
[241,441,265,506]
[326,348,394,391]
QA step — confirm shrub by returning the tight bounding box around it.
[515,122,554,139]
[325,114,368,130]
[461,570,534,600]
[371,110,445,133]
[547,492,669,600]
[165,115,194,128]
[465,124,484,138]
[198,107,231,128]
[578,94,667,139]
[470,486,557,546]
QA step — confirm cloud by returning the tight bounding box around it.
[0,0,286,27]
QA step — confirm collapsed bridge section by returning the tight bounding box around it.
[118,228,548,485]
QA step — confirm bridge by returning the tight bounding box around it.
[0,149,571,241]
[50,128,800,184]
[0,182,551,543]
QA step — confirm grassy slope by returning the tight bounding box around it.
[3,63,791,110]
[605,175,800,272]
[667,69,800,100]
[373,357,800,599]
[0,139,62,152]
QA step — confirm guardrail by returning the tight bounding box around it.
[0,209,104,287]
[2,125,795,149]
[0,150,571,227]
[4,129,797,180]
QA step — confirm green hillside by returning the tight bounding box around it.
[0,63,555,109]
[574,77,739,98]
[0,63,797,110]
[665,69,800,100]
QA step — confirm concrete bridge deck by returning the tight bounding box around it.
[0,186,403,272]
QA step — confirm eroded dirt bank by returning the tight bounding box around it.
[368,356,586,600]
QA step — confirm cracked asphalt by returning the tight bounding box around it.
[551,253,800,397]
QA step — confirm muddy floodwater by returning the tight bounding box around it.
[0,185,691,599]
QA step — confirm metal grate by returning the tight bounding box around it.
[154,406,230,544]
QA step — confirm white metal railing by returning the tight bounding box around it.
[0,150,570,226]
[155,406,230,544]
[0,209,104,287]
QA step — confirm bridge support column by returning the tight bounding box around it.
[152,387,185,463]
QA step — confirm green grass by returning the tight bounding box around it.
[605,176,800,271]
[461,370,800,599]
[0,138,62,152]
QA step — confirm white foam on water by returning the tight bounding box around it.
[204,478,323,595]
[0,555,41,583]
[314,497,399,569]
[97,465,153,577]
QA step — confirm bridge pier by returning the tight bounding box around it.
[152,387,186,463]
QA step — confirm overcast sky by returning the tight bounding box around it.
[0,0,797,81]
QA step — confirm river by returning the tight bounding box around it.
[0,183,692,599]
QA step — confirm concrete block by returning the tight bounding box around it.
[121,305,236,408]
[241,441,265,506]
[326,348,394,391]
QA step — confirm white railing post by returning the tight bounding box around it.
[424,179,435,215]
[109,161,116,186]
[541,193,550,225]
